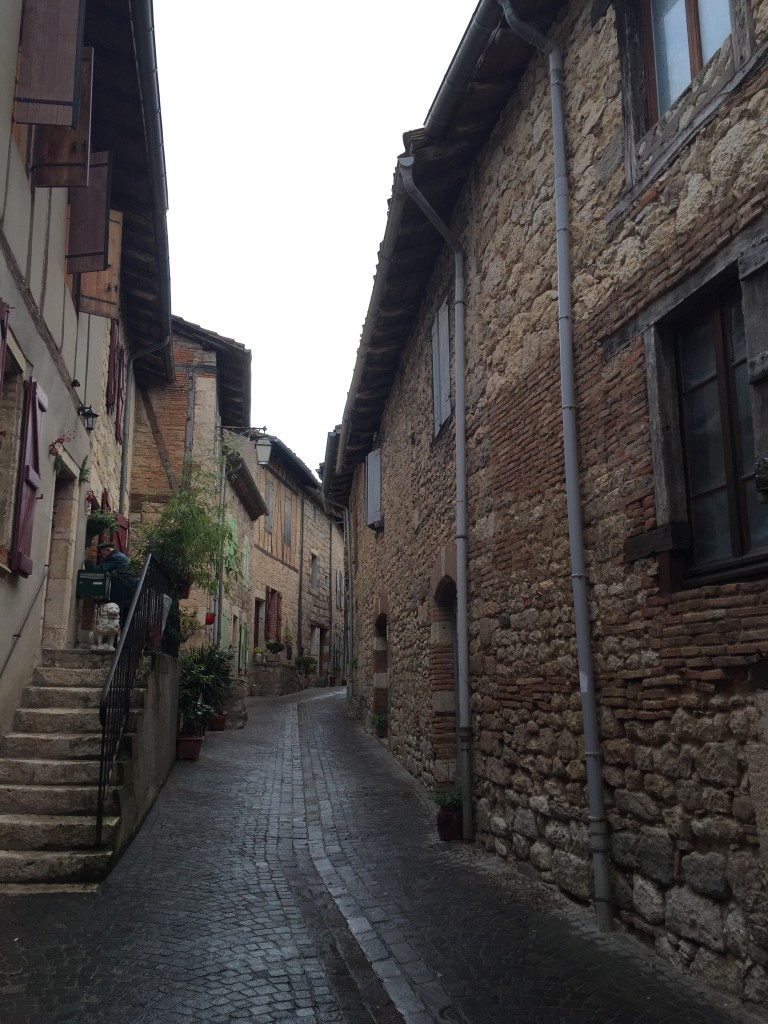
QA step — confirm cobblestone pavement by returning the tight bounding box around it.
[0,689,761,1024]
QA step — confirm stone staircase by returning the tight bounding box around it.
[0,649,139,886]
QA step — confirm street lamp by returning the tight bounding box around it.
[77,404,99,432]
[254,434,272,466]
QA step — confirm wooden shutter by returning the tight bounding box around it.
[276,591,283,642]
[79,209,123,317]
[0,300,9,398]
[32,48,93,188]
[115,340,126,443]
[10,380,48,577]
[15,0,86,127]
[106,320,118,412]
[267,587,278,640]
[114,514,129,554]
[66,153,112,275]
[365,448,382,528]
[432,301,450,434]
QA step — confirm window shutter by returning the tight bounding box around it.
[284,496,292,546]
[438,301,451,427]
[79,209,123,317]
[106,319,118,412]
[10,379,48,577]
[14,0,86,127]
[267,588,278,640]
[431,315,441,432]
[221,610,229,648]
[113,514,129,554]
[114,340,126,443]
[32,48,93,188]
[66,153,112,275]
[365,449,382,528]
[0,300,9,398]
[276,591,283,642]
[243,540,250,584]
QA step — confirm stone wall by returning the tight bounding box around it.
[347,0,768,1007]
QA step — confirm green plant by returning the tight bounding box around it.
[282,623,293,646]
[434,784,463,811]
[137,461,237,596]
[252,646,267,656]
[86,508,120,537]
[266,640,285,654]
[294,655,317,677]
[371,712,388,736]
[180,645,235,713]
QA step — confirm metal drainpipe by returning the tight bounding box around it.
[298,495,305,656]
[397,156,472,841]
[498,0,613,930]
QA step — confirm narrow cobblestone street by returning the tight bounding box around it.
[0,690,760,1024]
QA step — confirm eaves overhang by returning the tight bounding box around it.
[331,0,566,504]
[86,0,174,382]
[267,436,321,491]
[172,315,251,430]
[226,456,268,521]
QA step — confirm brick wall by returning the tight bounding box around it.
[346,0,768,1006]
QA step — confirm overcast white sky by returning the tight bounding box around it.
[153,1,475,476]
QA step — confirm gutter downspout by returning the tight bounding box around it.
[397,155,472,842]
[298,495,305,656]
[499,0,612,931]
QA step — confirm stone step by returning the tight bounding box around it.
[0,758,101,786]
[14,708,103,734]
[1,732,103,759]
[0,849,112,883]
[0,784,118,816]
[33,666,110,688]
[41,649,114,670]
[0,813,118,850]
[23,686,103,710]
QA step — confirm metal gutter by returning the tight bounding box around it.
[499,0,613,931]
[424,0,502,138]
[397,155,473,842]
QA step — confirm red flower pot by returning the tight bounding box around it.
[176,735,203,760]
[436,807,463,841]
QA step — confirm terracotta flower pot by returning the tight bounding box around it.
[209,712,227,731]
[436,807,463,841]
[176,735,204,760]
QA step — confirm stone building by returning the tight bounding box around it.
[0,0,172,725]
[0,0,177,883]
[130,314,266,676]
[324,0,768,1007]
[250,438,345,690]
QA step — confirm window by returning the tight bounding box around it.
[335,569,344,610]
[365,448,382,529]
[284,496,292,546]
[265,480,273,533]
[643,0,732,119]
[242,539,250,585]
[675,287,768,569]
[432,300,451,435]
[0,324,26,572]
[10,379,47,576]
[311,553,319,593]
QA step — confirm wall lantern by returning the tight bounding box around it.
[77,404,99,433]
[254,434,272,466]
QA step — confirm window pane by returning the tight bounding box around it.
[746,485,768,553]
[691,490,732,562]
[697,0,732,63]
[678,317,716,389]
[682,380,726,494]
[651,0,691,114]
[734,361,754,473]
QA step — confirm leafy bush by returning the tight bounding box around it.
[294,655,317,677]
[434,784,462,811]
[266,640,285,654]
[179,645,235,726]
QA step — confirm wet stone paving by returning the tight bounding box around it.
[0,688,761,1024]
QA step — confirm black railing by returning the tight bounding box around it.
[96,555,169,843]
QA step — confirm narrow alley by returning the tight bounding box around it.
[0,691,758,1024]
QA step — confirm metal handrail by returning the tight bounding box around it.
[96,554,169,843]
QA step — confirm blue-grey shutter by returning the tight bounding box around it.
[432,301,451,434]
[366,449,382,528]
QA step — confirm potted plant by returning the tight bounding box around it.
[294,655,317,678]
[282,624,293,660]
[136,461,238,599]
[252,646,267,665]
[180,646,234,732]
[86,507,120,540]
[371,712,388,738]
[435,784,463,841]
[265,640,285,663]
[176,658,214,760]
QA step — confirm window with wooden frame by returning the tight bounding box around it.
[675,286,768,571]
[642,0,732,121]
[10,379,48,577]
[311,554,319,593]
[0,325,26,573]
[637,268,768,588]
[283,496,292,547]
[432,299,451,436]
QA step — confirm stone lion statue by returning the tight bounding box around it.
[91,602,121,650]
